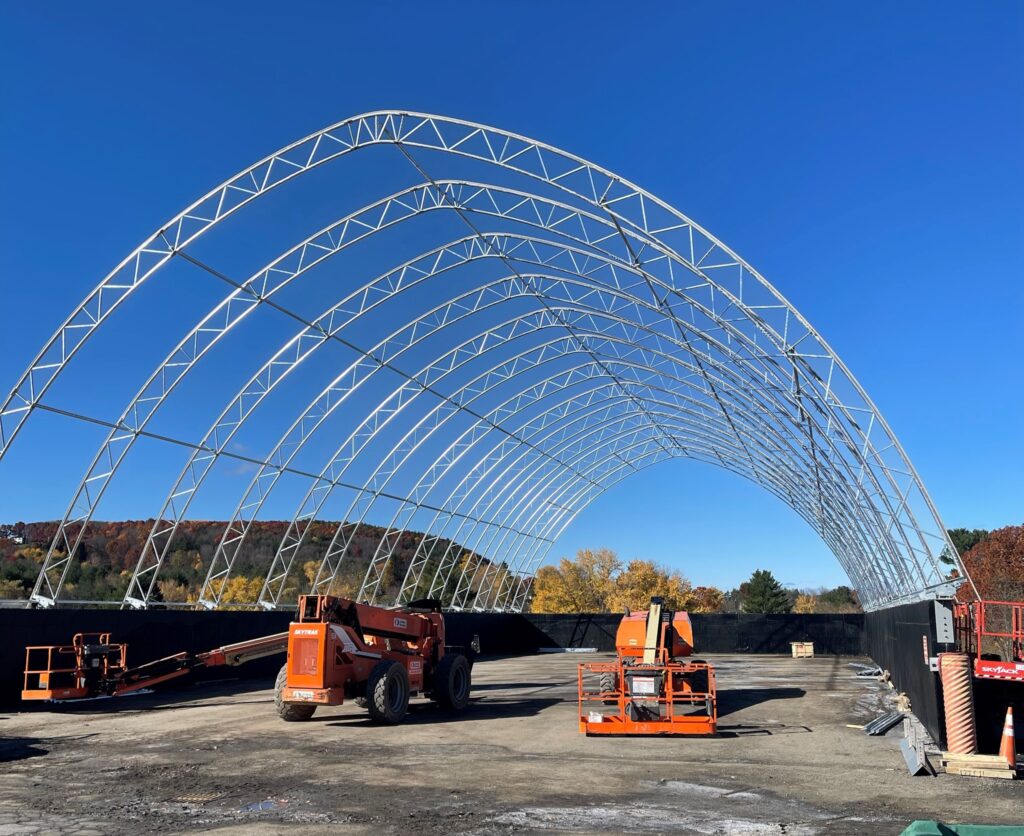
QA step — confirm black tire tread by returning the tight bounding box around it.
[367,660,409,724]
[274,664,316,722]
[431,653,471,710]
[599,671,618,705]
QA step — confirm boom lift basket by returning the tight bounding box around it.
[578,598,718,735]
[23,633,128,700]
[579,658,717,735]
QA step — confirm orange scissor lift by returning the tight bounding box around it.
[578,597,717,735]
[953,599,1024,682]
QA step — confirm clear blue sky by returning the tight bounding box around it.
[1,2,1021,591]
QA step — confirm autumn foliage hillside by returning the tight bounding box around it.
[0,520,493,605]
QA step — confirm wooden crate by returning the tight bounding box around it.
[790,642,814,659]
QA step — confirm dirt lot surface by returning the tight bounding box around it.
[2,653,1022,835]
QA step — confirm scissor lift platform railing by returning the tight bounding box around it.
[954,600,1024,682]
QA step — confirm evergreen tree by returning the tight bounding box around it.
[740,569,791,613]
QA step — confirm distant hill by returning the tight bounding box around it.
[0,520,497,605]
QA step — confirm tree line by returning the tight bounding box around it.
[528,524,1024,614]
[2,521,1021,609]
[528,548,860,614]
[952,526,1024,603]
[0,520,496,605]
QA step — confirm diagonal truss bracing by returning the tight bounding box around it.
[3,111,973,613]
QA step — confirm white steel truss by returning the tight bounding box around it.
[2,111,973,613]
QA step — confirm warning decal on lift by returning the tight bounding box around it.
[631,677,656,695]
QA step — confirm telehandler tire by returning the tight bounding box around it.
[274,664,316,722]
[431,653,471,710]
[689,667,710,696]
[599,671,618,705]
[367,660,410,724]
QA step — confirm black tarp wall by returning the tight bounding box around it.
[0,607,865,707]
[863,600,945,746]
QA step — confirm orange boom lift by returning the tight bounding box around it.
[22,630,289,701]
[22,594,474,726]
[578,597,717,735]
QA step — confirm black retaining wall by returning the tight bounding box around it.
[691,613,864,655]
[864,600,946,746]
[1,607,295,708]
[525,612,865,655]
[859,601,1021,753]
[0,607,865,707]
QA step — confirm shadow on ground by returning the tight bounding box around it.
[7,676,276,715]
[0,736,49,762]
[716,686,805,718]
[715,723,813,737]
[322,696,559,727]
[471,681,564,692]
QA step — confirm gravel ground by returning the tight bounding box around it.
[1,653,1022,834]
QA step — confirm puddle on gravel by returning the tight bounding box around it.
[486,777,870,835]
[489,803,821,834]
[239,799,280,812]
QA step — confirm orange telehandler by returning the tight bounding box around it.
[275,594,473,723]
[22,594,474,725]
[578,597,717,735]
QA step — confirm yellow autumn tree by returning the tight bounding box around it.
[296,559,357,599]
[455,551,491,606]
[529,549,728,613]
[219,575,264,605]
[529,548,621,613]
[478,563,508,609]
[794,593,818,614]
[156,579,190,603]
[607,559,693,612]
[0,579,27,599]
[15,546,46,563]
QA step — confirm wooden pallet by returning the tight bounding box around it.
[940,751,1018,779]
[944,765,1016,779]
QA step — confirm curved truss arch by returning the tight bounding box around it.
[7,112,971,611]
[253,233,921,606]
[207,290,750,607]
[445,406,864,610]
[447,415,802,608]
[436,401,876,610]
[183,227,819,606]
[351,330,890,611]
[219,248,901,609]
[107,184,825,608]
[44,179,673,607]
[502,447,695,611]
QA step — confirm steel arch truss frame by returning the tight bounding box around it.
[6,111,971,612]
[198,233,909,611]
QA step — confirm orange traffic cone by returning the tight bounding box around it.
[999,706,1017,769]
